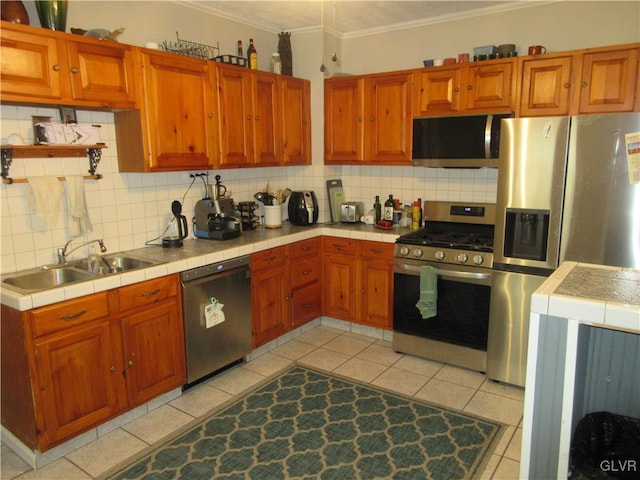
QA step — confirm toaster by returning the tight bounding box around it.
[340,202,364,223]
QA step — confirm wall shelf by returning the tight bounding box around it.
[0,144,106,184]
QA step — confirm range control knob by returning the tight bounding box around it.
[434,250,445,261]
[456,253,469,263]
[413,249,424,258]
[399,246,410,256]
[472,255,484,265]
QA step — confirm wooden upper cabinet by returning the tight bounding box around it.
[464,59,515,111]
[134,50,217,171]
[324,76,364,163]
[281,76,311,165]
[252,71,280,165]
[414,67,463,114]
[577,46,639,113]
[517,54,574,116]
[364,72,413,163]
[0,21,135,108]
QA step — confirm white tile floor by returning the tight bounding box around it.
[1,324,524,480]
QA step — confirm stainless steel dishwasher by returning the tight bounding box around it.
[181,256,252,385]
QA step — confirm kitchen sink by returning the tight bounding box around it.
[2,255,158,293]
[2,268,93,292]
[74,255,154,275]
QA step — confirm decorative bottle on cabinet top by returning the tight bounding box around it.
[247,39,257,70]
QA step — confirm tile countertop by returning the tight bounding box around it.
[531,262,640,334]
[1,222,405,311]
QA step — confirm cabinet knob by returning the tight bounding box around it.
[52,64,61,72]
[247,115,252,120]
[467,85,473,91]
[255,115,259,121]
[564,83,571,89]
[128,359,135,367]
[581,81,588,88]
[70,67,79,74]
[208,113,214,118]
[110,366,116,372]
[454,87,460,92]
[370,116,375,122]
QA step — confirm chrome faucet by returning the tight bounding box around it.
[57,239,107,264]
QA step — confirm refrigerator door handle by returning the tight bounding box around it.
[484,114,493,159]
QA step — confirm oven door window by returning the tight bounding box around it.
[393,271,490,351]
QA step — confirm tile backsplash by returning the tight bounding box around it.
[1,105,497,275]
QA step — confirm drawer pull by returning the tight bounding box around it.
[302,270,311,275]
[128,359,135,367]
[140,289,161,298]
[303,302,313,309]
[60,310,87,321]
[331,243,348,249]
[369,248,384,254]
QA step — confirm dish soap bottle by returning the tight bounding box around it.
[383,195,394,221]
[247,38,257,69]
[373,196,382,223]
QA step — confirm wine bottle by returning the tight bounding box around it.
[247,38,257,70]
[373,196,382,223]
[383,195,394,221]
[237,40,243,57]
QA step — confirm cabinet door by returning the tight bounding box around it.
[141,52,216,171]
[365,72,413,164]
[414,67,463,115]
[120,301,186,406]
[65,39,137,108]
[0,25,66,103]
[464,59,515,111]
[324,77,364,163]
[253,71,279,165]
[293,281,321,327]
[518,55,574,116]
[218,64,254,167]
[252,264,290,347]
[323,253,358,321]
[281,77,311,165]
[577,47,639,113]
[35,320,122,446]
[360,258,393,329]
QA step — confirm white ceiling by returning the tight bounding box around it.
[181,1,545,37]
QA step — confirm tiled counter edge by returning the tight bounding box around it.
[1,224,401,311]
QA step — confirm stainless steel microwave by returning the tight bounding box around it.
[412,113,512,168]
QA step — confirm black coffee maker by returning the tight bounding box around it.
[162,200,188,248]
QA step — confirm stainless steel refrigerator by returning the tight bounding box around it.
[487,113,640,386]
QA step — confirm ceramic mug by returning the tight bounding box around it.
[528,45,546,55]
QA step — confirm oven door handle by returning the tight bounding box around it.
[400,263,492,280]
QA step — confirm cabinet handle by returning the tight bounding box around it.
[128,359,135,367]
[564,83,571,89]
[60,310,86,321]
[52,64,61,72]
[140,289,160,298]
[301,246,311,251]
[331,242,347,249]
[70,67,79,74]
[581,81,588,88]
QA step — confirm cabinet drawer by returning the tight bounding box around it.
[251,247,287,271]
[293,281,321,325]
[290,237,321,260]
[31,292,109,337]
[117,276,178,312]
[291,256,320,289]
[360,241,394,260]
[323,236,358,255]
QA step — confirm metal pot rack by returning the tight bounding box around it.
[1,144,106,184]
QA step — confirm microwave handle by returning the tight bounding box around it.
[484,114,493,159]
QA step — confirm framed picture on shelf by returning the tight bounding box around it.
[59,107,77,124]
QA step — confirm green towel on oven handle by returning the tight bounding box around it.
[415,265,437,319]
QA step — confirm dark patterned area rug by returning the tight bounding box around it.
[105,365,504,480]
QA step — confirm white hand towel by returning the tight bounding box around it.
[66,175,92,237]
[27,176,64,225]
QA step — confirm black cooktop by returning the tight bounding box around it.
[397,221,495,252]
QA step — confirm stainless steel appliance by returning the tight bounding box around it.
[488,113,640,386]
[288,191,318,226]
[162,200,188,248]
[412,113,512,168]
[181,256,252,385]
[340,202,364,223]
[393,201,496,372]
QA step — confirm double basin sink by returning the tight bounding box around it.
[2,255,158,294]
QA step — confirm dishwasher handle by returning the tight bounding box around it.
[181,256,250,282]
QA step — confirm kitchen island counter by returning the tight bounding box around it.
[521,262,639,479]
[1,222,406,311]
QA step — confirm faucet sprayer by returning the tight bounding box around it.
[57,239,107,264]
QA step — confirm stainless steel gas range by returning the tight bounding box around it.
[393,201,495,373]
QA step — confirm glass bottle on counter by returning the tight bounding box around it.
[383,195,394,221]
[373,195,382,223]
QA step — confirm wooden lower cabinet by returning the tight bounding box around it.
[0,275,185,452]
[322,237,394,329]
[290,238,322,327]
